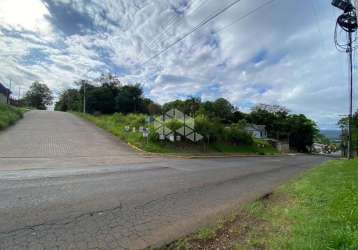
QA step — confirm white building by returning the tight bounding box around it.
[245,124,267,139]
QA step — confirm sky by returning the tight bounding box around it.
[0,0,356,129]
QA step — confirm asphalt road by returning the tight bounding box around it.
[0,111,327,249]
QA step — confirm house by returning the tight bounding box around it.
[0,82,10,104]
[245,124,267,139]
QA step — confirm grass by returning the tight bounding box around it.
[0,103,27,130]
[212,141,278,155]
[163,159,358,250]
[76,112,278,155]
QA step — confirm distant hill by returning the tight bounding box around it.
[320,130,341,141]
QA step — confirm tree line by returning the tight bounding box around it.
[53,74,318,152]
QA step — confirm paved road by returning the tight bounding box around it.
[0,111,153,171]
[0,111,327,249]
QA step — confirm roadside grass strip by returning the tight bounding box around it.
[160,159,358,250]
[0,104,26,130]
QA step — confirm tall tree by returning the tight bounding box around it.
[288,114,318,152]
[338,111,358,154]
[55,89,81,112]
[198,98,234,123]
[24,81,53,110]
[115,84,143,114]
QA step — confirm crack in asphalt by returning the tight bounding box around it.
[0,160,316,237]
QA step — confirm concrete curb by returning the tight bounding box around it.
[127,142,287,159]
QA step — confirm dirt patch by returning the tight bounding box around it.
[158,192,288,250]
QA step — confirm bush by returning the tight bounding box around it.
[224,126,253,146]
[194,115,224,142]
[0,104,24,130]
[165,119,183,132]
[148,126,159,142]
[124,114,146,128]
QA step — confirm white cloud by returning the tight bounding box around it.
[0,0,52,34]
[0,0,354,129]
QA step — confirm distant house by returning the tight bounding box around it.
[245,124,267,139]
[0,82,10,104]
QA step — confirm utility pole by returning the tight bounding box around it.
[348,31,353,159]
[18,86,21,100]
[7,79,12,104]
[332,0,357,159]
[83,80,86,113]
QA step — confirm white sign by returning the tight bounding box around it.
[169,135,175,142]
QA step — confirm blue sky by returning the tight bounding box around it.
[0,0,356,129]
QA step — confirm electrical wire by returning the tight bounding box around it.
[215,0,277,34]
[147,0,207,50]
[142,0,244,65]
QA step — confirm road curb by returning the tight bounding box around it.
[126,142,288,159]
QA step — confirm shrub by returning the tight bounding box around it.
[224,125,253,146]
[111,113,125,124]
[148,126,159,142]
[123,114,146,128]
[0,104,24,130]
[195,115,224,142]
[165,119,183,132]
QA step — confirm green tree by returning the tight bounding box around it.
[194,114,224,142]
[248,104,289,139]
[86,86,115,114]
[338,111,358,154]
[315,133,331,145]
[115,84,143,114]
[162,100,185,113]
[55,89,81,112]
[198,98,234,123]
[146,101,162,115]
[288,114,318,152]
[24,81,53,110]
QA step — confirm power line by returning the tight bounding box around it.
[215,0,277,33]
[146,0,207,50]
[142,0,244,65]
[310,0,324,40]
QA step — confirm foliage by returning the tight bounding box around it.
[338,110,358,153]
[248,104,290,138]
[56,76,318,153]
[146,99,162,115]
[87,86,116,114]
[315,133,331,145]
[162,96,201,116]
[76,113,275,155]
[248,104,318,152]
[54,89,82,112]
[23,81,53,110]
[0,104,25,130]
[224,124,254,146]
[56,76,161,115]
[165,119,183,133]
[287,114,318,152]
[198,98,235,123]
[194,114,224,142]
